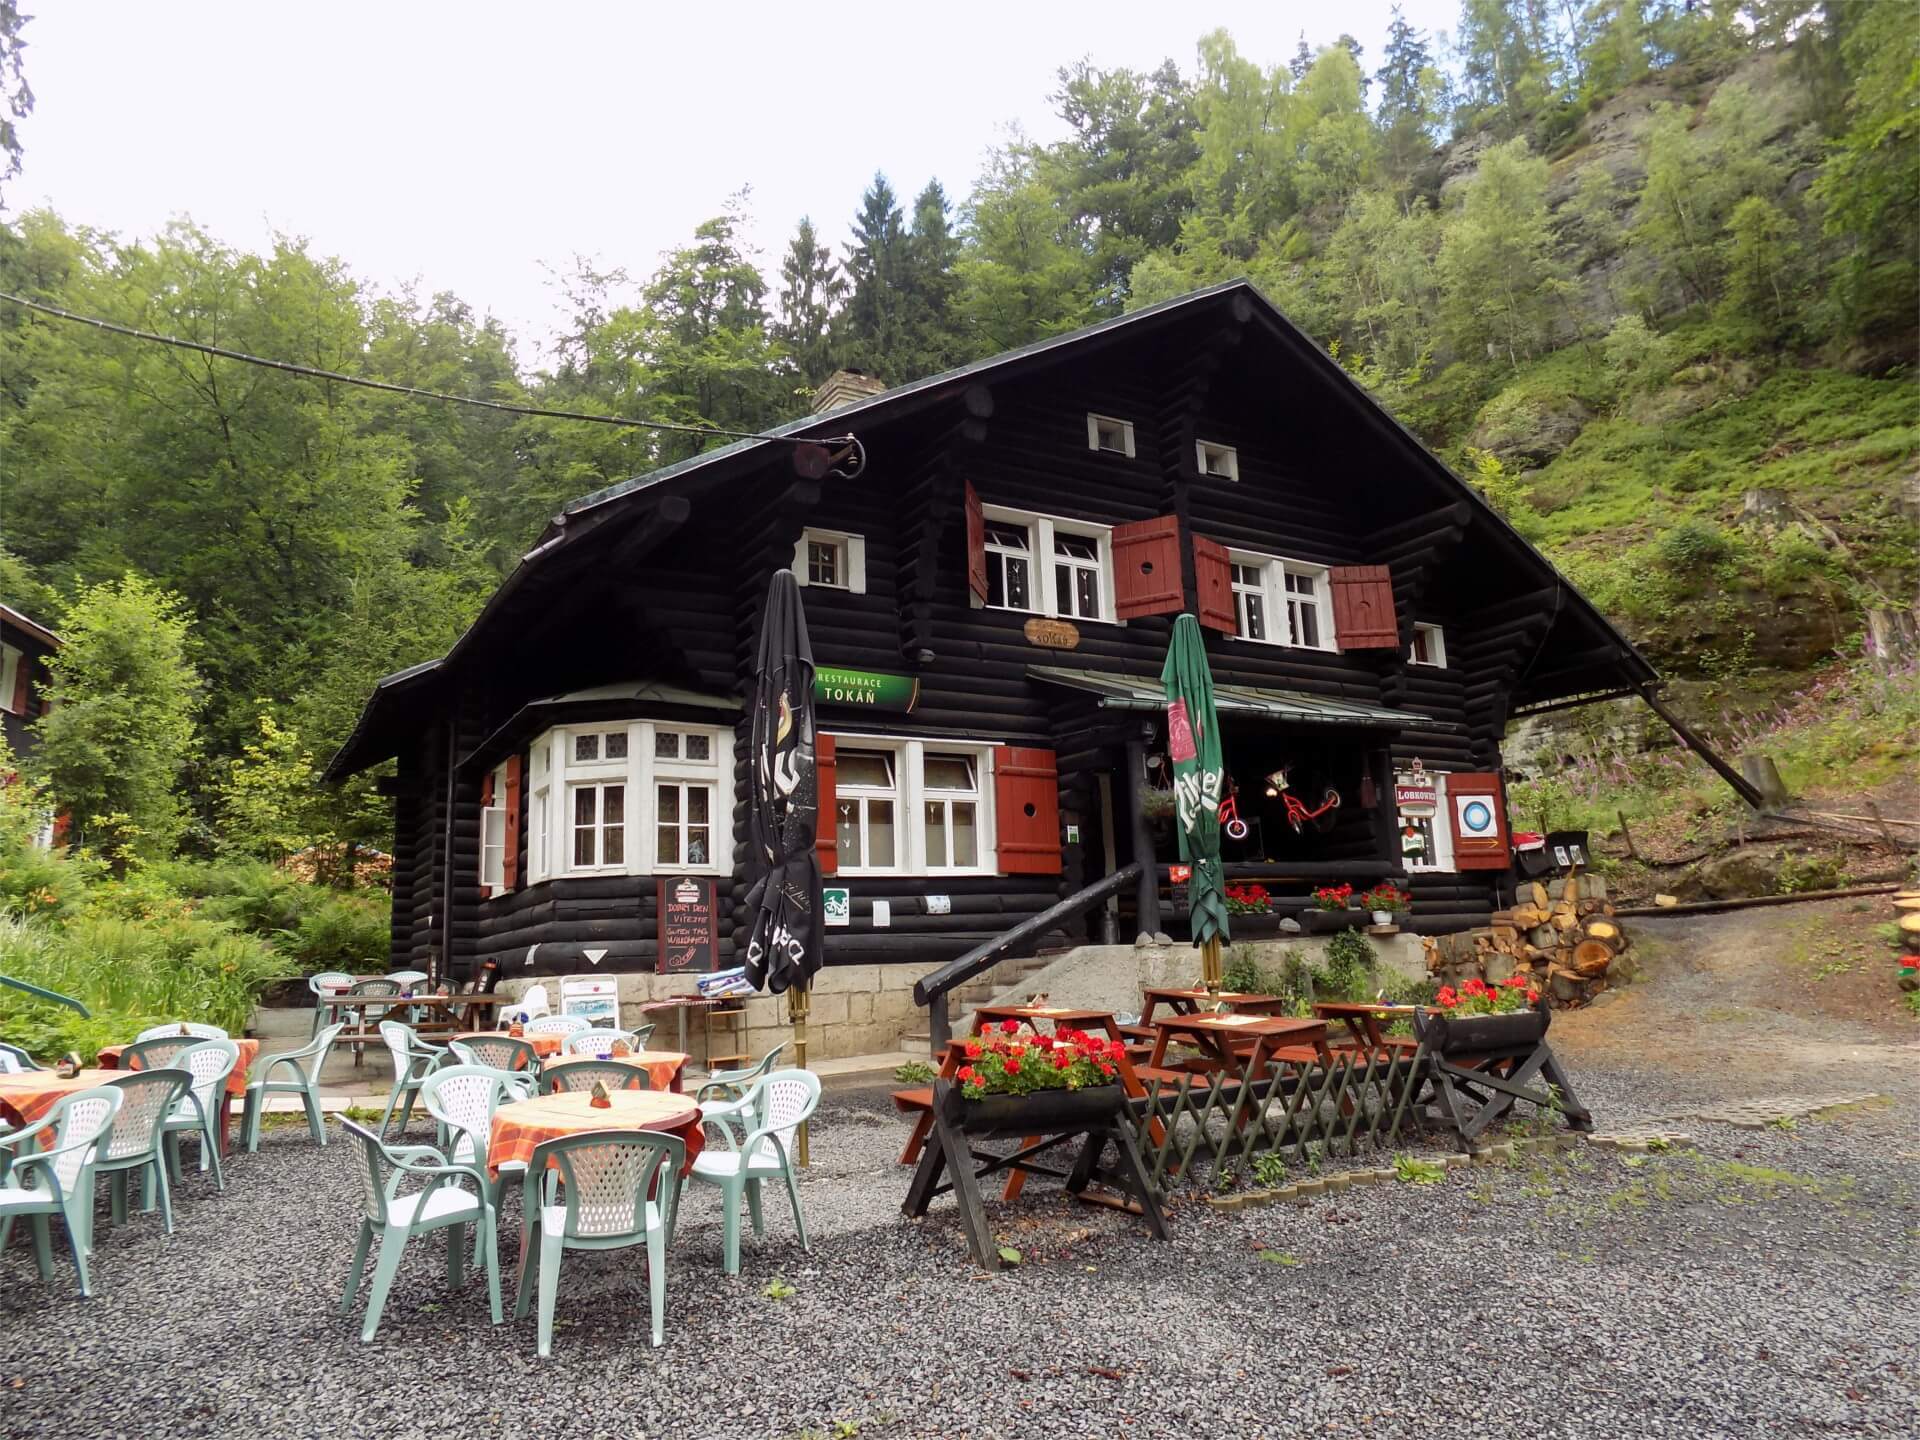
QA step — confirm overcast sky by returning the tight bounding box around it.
[14,0,1459,364]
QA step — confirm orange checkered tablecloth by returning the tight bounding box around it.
[542,1050,688,1093]
[485,1091,704,1180]
[453,1031,564,1063]
[98,1037,261,1099]
[0,1069,120,1131]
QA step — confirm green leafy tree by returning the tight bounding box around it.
[1453,0,1558,136]
[216,710,327,864]
[0,0,30,195]
[33,575,199,864]
[1375,8,1444,183]
[1436,137,1565,366]
[1720,195,1801,331]
[954,148,1094,351]
[774,216,845,388]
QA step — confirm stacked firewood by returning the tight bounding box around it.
[1423,871,1629,1008]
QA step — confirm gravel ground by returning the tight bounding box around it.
[1,1048,1915,1440]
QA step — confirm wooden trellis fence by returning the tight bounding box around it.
[1119,1047,1431,1195]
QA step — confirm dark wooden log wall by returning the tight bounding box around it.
[386,321,1570,974]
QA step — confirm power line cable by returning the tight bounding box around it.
[0,290,860,456]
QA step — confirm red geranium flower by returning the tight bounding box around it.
[1097,1061,1115,1076]
[962,1041,982,1059]
[1504,973,1527,989]
[1001,1020,1020,1034]
[1004,1057,1021,1075]
[1526,988,1540,1003]
[1053,1052,1072,1070]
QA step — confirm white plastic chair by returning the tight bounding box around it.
[688,1069,820,1275]
[523,1014,587,1039]
[0,1086,124,1297]
[503,983,550,1025]
[562,1027,642,1058]
[242,1023,344,1151]
[308,971,355,1037]
[378,1021,442,1137]
[419,1064,527,1264]
[135,1021,229,1042]
[160,1038,240,1190]
[385,970,430,987]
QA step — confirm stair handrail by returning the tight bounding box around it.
[913,864,1141,1054]
[0,972,90,1017]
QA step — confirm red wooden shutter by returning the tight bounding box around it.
[10,657,28,715]
[503,755,523,889]
[813,732,838,875]
[480,772,495,807]
[1447,772,1511,871]
[1192,535,1236,635]
[964,480,988,603]
[1328,565,1398,649]
[993,746,1062,875]
[1111,516,1183,619]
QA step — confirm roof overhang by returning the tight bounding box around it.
[1028,665,1456,731]
[0,603,61,650]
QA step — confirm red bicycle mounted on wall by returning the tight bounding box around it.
[1269,767,1341,834]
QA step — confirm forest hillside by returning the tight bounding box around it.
[0,1,1914,859]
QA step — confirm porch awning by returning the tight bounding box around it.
[1028,665,1454,730]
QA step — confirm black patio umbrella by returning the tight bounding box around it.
[743,572,823,1157]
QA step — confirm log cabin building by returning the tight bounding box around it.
[1,603,61,765]
[326,280,1661,989]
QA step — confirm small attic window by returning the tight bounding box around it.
[1086,413,1135,457]
[1196,440,1238,480]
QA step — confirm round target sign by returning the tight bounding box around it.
[1455,796,1497,838]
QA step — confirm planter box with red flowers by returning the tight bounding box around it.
[943,1023,1130,1137]
[1224,883,1285,937]
[1302,882,1369,934]
[1419,974,1550,1054]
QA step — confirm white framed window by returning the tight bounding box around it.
[0,645,20,714]
[1226,553,1337,651]
[921,750,983,870]
[524,720,731,882]
[979,506,1112,623]
[1410,622,1447,668]
[1196,440,1238,480]
[834,747,900,873]
[1230,562,1269,643]
[569,780,627,869]
[480,761,508,893]
[792,528,866,593]
[827,735,996,876]
[1085,413,1136,457]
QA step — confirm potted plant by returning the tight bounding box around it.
[1224,882,1282,937]
[1416,974,1548,1053]
[937,1023,1129,1137]
[1301,882,1368,934]
[1360,883,1411,927]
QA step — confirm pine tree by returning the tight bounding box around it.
[840,173,910,380]
[775,216,845,387]
[902,180,963,376]
[1376,7,1440,182]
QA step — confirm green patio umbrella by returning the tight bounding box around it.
[1159,613,1229,989]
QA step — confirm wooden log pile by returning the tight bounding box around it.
[1422,871,1629,1009]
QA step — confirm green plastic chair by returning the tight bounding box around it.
[120,1034,198,1073]
[418,1064,525,1265]
[378,1021,443,1138]
[337,1118,503,1343]
[99,1068,191,1234]
[242,1023,344,1151]
[687,1068,820,1276]
[539,1059,650,1096]
[0,1040,42,1071]
[694,1043,787,1144]
[0,1086,124,1297]
[158,1038,239,1191]
[513,1129,684,1355]
[449,1034,539,1073]
[308,972,355,1038]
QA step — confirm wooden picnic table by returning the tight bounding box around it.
[971,1004,1129,1045]
[1145,1014,1335,1129]
[1311,1002,1420,1059]
[1138,987,1296,1026]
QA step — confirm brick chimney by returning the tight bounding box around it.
[810,368,887,414]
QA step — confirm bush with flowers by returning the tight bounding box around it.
[1310,883,1357,912]
[1224,883,1272,915]
[954,1021,1127,1099]
[1359,883,1410,916]
[1433,973,1539,1014]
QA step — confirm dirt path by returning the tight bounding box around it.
[1551,896,1920,1099]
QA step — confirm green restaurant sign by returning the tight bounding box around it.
[815,666,920,712]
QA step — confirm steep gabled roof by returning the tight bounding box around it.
[326,279,1656,780]
[0,602,62,650]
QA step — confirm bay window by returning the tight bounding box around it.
[520,719,731,884]
[1227,552,1337,651]
[979,506,1112,623]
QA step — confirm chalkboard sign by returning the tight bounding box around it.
[656,875,719,975]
